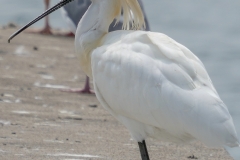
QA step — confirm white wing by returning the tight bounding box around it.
[92,30,239,147]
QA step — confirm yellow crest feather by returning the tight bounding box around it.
[114,0,146,30]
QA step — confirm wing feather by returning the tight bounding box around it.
[92,31,239,147]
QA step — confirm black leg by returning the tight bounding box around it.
[138,140,150,160]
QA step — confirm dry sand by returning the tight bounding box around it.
[0,26,233,160]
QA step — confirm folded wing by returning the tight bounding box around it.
[92,31,239,147]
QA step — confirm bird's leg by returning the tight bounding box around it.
[60,76,95,94]
[41,0,52,34]
[27,0,53,35]
[138,140,150,160]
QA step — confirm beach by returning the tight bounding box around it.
[0,25,234,160]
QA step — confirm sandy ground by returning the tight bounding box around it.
[0,26,233,160]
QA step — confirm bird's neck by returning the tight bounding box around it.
[74,0,120,77]
[74,0,145,77]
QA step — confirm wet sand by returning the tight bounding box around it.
[0,26,233,160]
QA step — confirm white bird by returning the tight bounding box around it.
[8,0,240,159]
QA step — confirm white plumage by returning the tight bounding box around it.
[74,0,239,149]
[92,30,239,147]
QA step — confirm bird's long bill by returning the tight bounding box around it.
[8,0,75,43]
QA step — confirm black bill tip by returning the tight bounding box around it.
[8,0,75,43]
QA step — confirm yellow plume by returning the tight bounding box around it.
[114,0,146,30]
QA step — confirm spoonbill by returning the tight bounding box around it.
[8,0,240,159]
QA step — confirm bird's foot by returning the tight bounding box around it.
[62,32,75,37]
[60,88,95,94]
